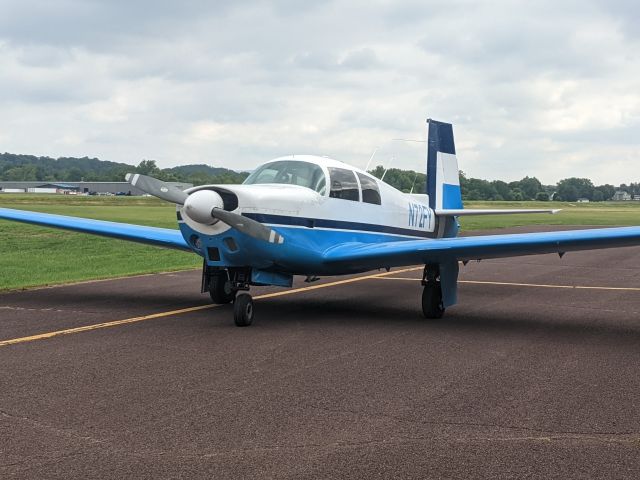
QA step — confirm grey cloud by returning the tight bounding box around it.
[339,48,380,70]
[594,0,640,40]
[291,51,339,70]
[0,0,638,183]
[0,0,230,49]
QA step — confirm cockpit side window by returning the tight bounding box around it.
[328,167,359,201]
[356,172,381,205]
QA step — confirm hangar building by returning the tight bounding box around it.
[0,181,193,195]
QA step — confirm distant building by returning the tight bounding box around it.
[613,190,632,201]
[577,198,590,203]
[0,181,193,195]
[633,195,640,201]
[27,183,80,194]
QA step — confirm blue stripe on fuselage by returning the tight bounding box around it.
[243,212,437,239]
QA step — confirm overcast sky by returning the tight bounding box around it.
[1,0,639,184]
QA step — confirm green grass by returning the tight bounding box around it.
[0,195,200,291]
[460,201,640,230]
[1,194,639,291]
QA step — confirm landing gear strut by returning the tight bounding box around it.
[202,264,256,326]
[208,273,236,304]
[421,264,445,319]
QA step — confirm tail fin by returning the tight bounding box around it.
[426,119,463,211]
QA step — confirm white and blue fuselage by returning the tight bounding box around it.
[178,155,437,278]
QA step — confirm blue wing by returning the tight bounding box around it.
[0,208,191,251]
[323,227,640,270]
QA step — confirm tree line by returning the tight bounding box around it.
[1,153,637,201]
[369,165,639,201]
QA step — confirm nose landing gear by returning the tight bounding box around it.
[203,264,255,326]
[233,293,254,327]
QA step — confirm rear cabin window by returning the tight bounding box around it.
[356,172,381,205]
[328,167,359,201]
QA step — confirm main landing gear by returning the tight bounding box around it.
[421,264,445,319]
[208,273,236,304]
[203,265,254,327]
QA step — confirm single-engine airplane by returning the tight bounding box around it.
[1,119,639,326]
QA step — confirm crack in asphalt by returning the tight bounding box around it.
[0,408,107,446]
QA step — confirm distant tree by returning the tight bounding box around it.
[595,184,615,201]
[512,176,543,200]
[557,178,594,201]
[491,180,513,201]
[369,165,426,193]
[535,192,549,201]
[158,171,179,182]
[511,189,524,201]
[556,185,579,202]
[63,167,83,181]
[4,165,37,181]
[136,159,161,176]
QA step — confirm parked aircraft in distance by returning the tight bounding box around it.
[2,119,639,326]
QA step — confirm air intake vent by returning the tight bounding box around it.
[207,247,220,261]
[224,237,238,252]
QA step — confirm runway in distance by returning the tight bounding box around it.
[2,119,639,326]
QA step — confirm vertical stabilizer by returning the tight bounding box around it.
[426,119,463,211]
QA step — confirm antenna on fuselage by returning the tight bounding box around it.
[364,146,379,172]
[380,155,395,182]
[409,171,419,194]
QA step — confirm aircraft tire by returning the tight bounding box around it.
[422,283,445,319]
[234,294,254,327]
[209,274,236,304]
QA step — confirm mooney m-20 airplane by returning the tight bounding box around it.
[2,119,639,326]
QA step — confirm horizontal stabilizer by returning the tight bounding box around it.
[436,209,561,216]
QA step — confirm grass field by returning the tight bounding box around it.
[461,201,640,230]
[0,195,200,291]
[1,194,639,291]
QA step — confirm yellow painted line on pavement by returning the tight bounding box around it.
[0,267,421,348]
[0,304,217,348]
[373,276,640,291]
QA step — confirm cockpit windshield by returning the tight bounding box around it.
[243,160,327,194]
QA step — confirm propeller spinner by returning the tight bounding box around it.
[126,173,284,244]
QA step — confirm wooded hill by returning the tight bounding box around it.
[0,154,248,186]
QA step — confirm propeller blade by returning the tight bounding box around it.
[211,208,284,244]
[125,173,188,205]
[125,173,283,244]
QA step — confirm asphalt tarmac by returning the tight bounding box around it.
[1,226,639,479]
